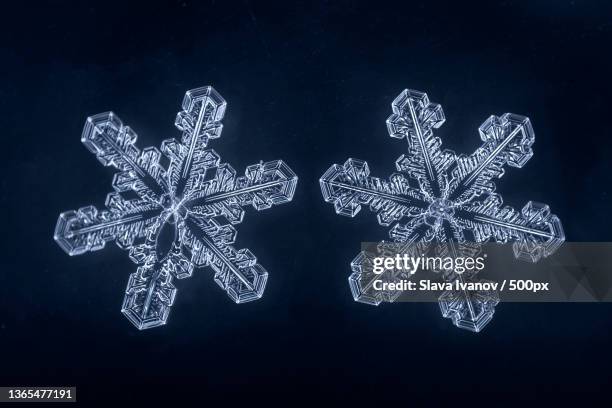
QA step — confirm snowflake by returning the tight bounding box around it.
[55,86,298,330]
[320,89,564,332]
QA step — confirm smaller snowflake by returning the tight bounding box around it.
[320,89,564,332]
[55,86,298,330]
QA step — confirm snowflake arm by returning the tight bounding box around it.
[82,112,168,201]
[170,86,225,198]
[349,219,434,305]
[320,158,429,226]
[183,216,267,303]
[349,251,406,305]
[121,215,192,329]
[187,160,298,222]
[438,276,500,333]
[455,196,565,262]
[435,232,500,333]
[386,89,455,199]
[448,114,535,203]
[54,193,162,256]
[122,258,178,330]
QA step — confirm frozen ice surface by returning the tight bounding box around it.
[320,89,564,332]
[55,86,298,330]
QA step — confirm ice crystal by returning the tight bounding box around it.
[320,89,564,332]
[55,86,298,329]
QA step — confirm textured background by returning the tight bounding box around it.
[2,0,612,402]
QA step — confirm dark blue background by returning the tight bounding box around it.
[2,0,612,402]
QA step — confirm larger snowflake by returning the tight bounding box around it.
[320,89,564,332]
[55,86,298,330]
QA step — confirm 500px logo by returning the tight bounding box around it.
[372,254,486,275]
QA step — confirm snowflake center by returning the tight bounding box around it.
[160,193,188,223]
[427,198,455,220]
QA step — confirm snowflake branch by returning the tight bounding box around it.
[321,158,429,226]
[386,89,449,198]
[449,114,535,203]
[173,86,226,198]
[184,216,267,303]
[82,112,168,199]
[186,160,297,221]
[54,197,162,256]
